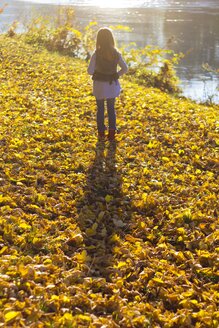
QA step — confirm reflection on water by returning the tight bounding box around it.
[13,0,219,9]
[1,0,219,102]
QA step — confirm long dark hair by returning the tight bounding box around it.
[96,27,117,61]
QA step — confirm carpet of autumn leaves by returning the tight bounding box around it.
[0,36,219,328]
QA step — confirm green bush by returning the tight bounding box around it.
[121,44,183,94]
[22,8,82,57]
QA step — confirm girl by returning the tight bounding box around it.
[87,27,128,141]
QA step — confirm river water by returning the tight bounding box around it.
[1,0,219,103]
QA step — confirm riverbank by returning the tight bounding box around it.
[0,36,218,327]
[2,0,219,103]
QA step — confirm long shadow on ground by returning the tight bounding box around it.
[76,141,127,280]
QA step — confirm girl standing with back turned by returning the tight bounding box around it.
[87,27,128,141]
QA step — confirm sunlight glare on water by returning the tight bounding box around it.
[88,0,148,8]
[16,0,166,8]
[92,0,129,8]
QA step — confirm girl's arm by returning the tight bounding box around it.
[87,52,96,75]
[117,54,128,77]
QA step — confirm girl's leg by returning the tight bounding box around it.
[106,98,116,130]
[96,98,105,132]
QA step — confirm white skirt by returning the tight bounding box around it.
[93,80,121,100]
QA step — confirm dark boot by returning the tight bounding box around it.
[108,129,116,141]
[98,131,105,141]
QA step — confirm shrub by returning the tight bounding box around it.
[22,8,80,56]
[121,44,183,94]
